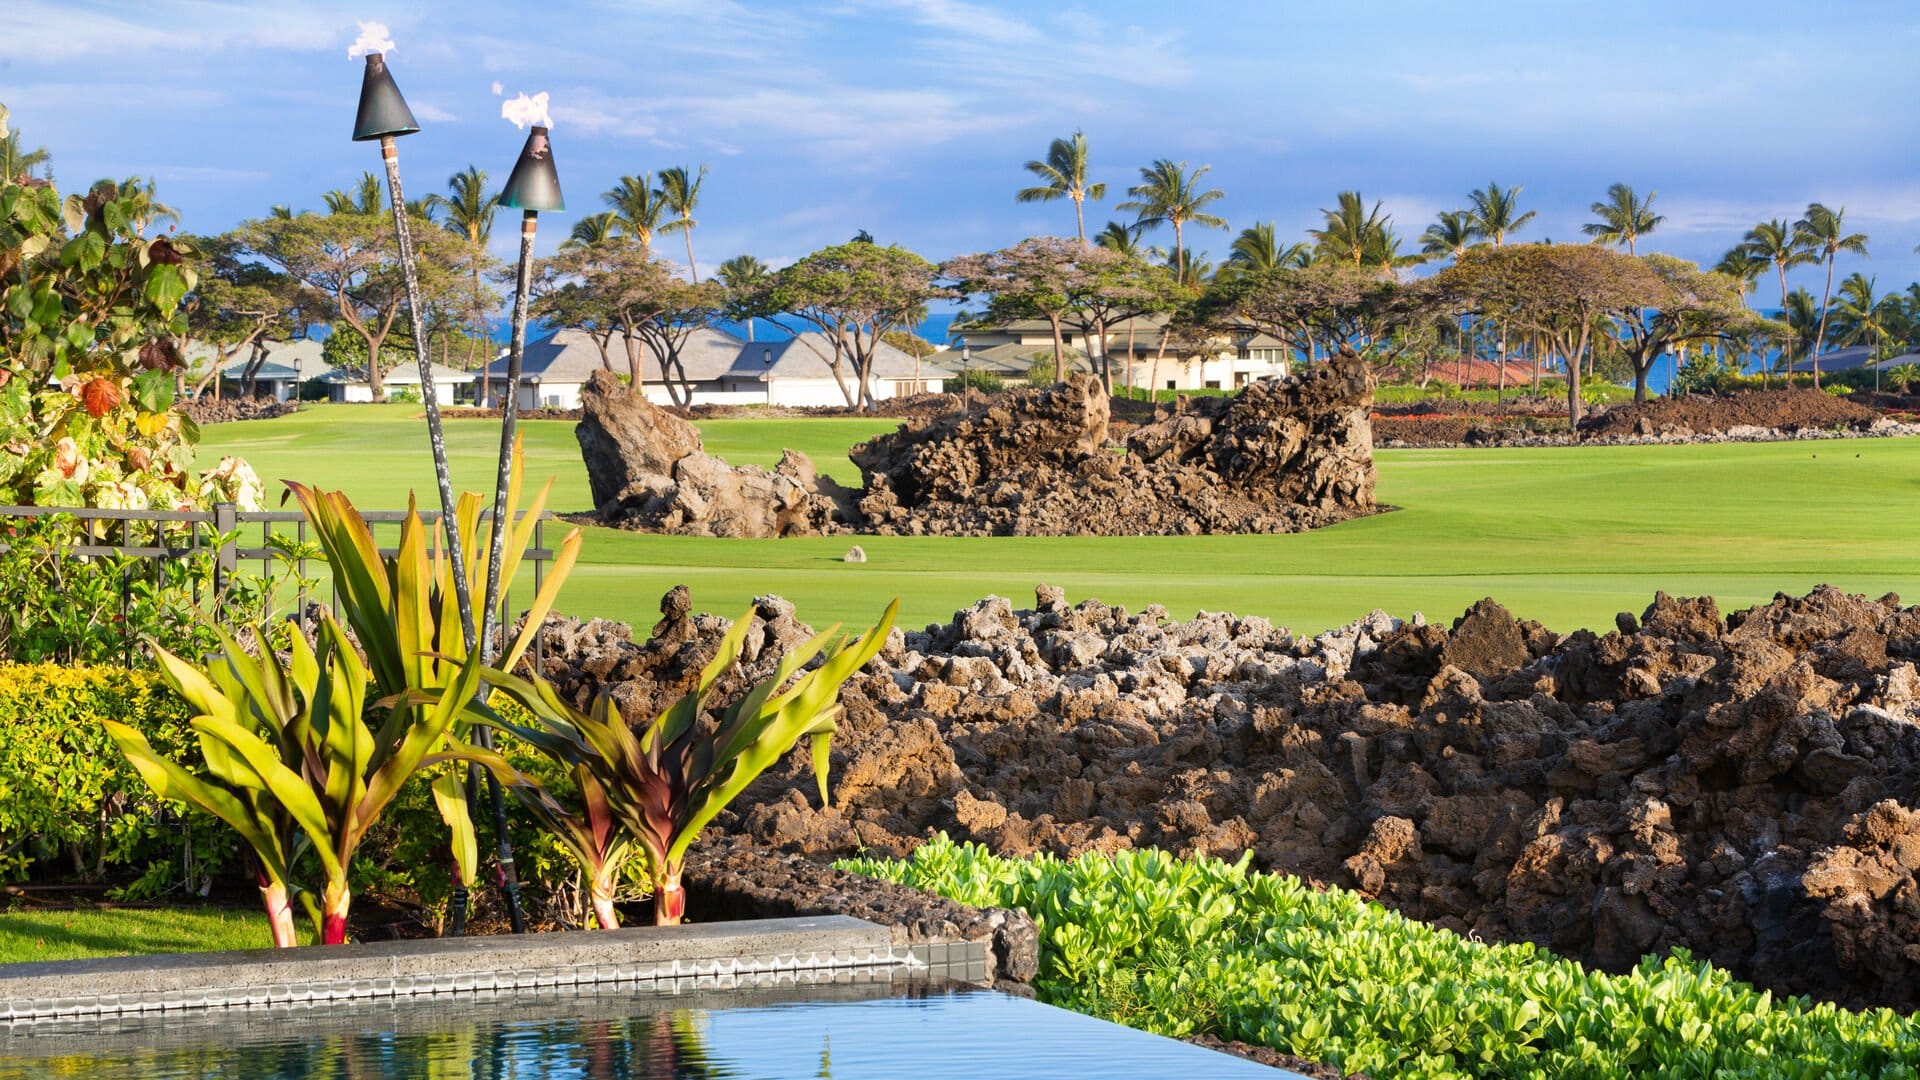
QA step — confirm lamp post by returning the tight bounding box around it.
[958,337,971,416]
[292,349,302,408]
[762,345,774,405]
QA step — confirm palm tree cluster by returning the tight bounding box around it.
[569,166,708,281]
[1720,204,1874,385]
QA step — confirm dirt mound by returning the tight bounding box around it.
[851,356,1375,536]
[446,406,583,421]
[533,583,1920,1010]
[1580,389,1878,439]
[575,370,846,537]
[182,397,294,424]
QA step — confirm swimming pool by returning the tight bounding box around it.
[0,979,1298,1078]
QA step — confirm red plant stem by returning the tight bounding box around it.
[654,871,685,927]
[322,883,351,945]
[257,875,297,949]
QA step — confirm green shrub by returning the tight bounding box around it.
[842,837,1920,1079]
[0,662,215,888]
[0,515,305,666]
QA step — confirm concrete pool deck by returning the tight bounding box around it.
[0,915,987,1022]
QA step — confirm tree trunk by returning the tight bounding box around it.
[1173,219,1185,285]
[683,228,699,283]
[1633,358,1651,404]
[1812,254,1836,389]
[1095,321,1112,395]
[1496,322,1508,399]
[1073,193,1086,246]
[367,340,385,402]
[1566,329,1589,427]
[1124,319,1137,393]
[1049,315,1067,384]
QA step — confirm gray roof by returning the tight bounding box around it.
[1785,346,1920,374]
[485,327,749,383]
[489,328,931,384]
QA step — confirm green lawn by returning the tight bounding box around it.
[0,905,299,962]
[201,404,1920,636]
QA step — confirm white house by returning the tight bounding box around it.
[947,314,1291,391]
[320,361,471,405]
[478,328,942,409]
[185,339,333,401]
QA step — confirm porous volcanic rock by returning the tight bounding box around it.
[182,396,294,424]
[575,370,844,537]
[1579,388,1878,440]
[850,353,1375,536]
[532,583,1920,1010]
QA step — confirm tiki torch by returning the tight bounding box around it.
[467,94,564,936]
[351,26,520,934]
[349,30,479,651]
[477,105,561,682]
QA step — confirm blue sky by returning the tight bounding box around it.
[5,0,1919,293]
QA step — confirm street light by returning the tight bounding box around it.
[957,336,972,416]
[762,346,775,405]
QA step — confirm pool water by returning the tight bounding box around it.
[0,980,1296,1078]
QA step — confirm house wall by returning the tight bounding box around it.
[1114,354,1288,392]
[327,381,456,405]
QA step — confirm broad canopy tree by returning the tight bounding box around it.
[532,240,729,406]
[757,241,949,412]
[240,210,468,401]
[181,232,309,398]
[944,237,1181,392]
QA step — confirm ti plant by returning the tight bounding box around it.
[481,598,899,926]
[284,437,580,908]
[104,617,508,945]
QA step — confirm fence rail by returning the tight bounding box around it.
[0,502,556,666]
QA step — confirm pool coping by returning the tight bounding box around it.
[0,914,975,1022]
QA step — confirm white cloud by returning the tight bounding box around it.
[1,1,343,62]
[410,102,460,123]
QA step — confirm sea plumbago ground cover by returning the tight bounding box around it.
[842,837,1920,1079]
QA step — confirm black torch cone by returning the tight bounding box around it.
[498,126,564,212]
[352,53,420,141]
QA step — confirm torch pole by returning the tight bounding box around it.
[472,209,538,935]
[379,134,496,934]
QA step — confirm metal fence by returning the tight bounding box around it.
[0,502,556,666]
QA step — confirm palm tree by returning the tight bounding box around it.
[1741,218,1814,377]
[113,176,178,235]
[1308,191,1398,268]
[1833,272,1895,367]
[1581,183,1664,254]
[424,166,501,374]
[1782,287,1821,375]
[603,174,667,253]
[1220,222,1311,279]
[1713,246,1765,309]
[716,254,770,341]
[0,130,50,183]
[269,204,296,219]
[1420,210,1482,263]
[1093,220,1145,258]
[1794,202,1870,385]
[1016,131,1106,244]
[1116,159,1226,285]
[1465,182,1535,247]
[563,211,619,250]
[324,173,383,215]
[656,164,708,281]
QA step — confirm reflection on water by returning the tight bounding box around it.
[0,980,1291,1079]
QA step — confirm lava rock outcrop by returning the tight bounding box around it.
[530,583,1920,1010]
[576,370,845,537]
[578,356,1377,538]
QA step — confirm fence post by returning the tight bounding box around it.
[212,502,237,598]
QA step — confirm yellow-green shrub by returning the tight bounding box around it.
[0,663,204,885]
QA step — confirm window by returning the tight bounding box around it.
[1165,380,1176,390]
[1234,372,1250,387]
[1204,380,1221,389]
[892,380,930,396]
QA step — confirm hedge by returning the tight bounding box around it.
[842,836,1920,1079]
[0,663,204,889]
